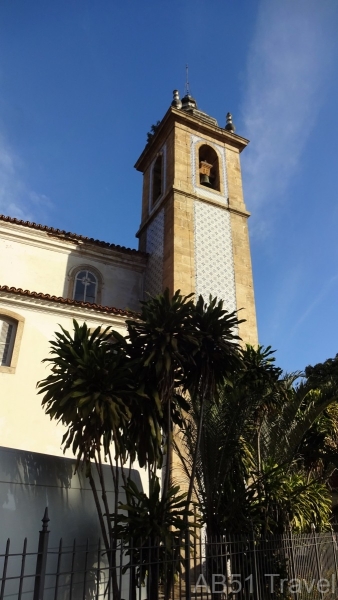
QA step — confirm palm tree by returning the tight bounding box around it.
[176,345,264,536]
[38,321,137,599]
[116,473,198,600]
[176,345,338,537]
[252,371,338,533]
[126,289,197,498]
[182,295,242,520]
[125,291,242,597]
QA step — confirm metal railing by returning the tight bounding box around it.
[2,510,338,599]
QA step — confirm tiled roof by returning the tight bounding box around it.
[0,285,136,317]
[0,214,145,256]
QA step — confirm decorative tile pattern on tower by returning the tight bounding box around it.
[194,201,236,313]
[144,209,164,298]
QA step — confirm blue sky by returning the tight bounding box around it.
[1,0,338,374]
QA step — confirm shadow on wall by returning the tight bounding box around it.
[0,446,142,549]
[61,242,145,313]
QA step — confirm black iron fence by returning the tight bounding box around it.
[2,510,338,599]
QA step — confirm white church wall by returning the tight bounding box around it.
[0,293,150,549]
[0,297,127,458]
[0,231,70,296]
[0,221,145,312]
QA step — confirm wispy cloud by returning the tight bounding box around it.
[290,274,338,335]
[241,0,337,236]
[0,133,53,221]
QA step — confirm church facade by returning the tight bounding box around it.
[0,90,257,459]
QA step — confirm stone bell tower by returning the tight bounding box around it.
[135,90,258,346]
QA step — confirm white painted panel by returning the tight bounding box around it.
[0,446,144,599]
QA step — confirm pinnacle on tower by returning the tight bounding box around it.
[171,90,182,109]
[225,112,235,133]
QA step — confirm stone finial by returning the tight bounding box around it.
[181,94,197,111]
[225,112,235,133]
[171,90,182,109]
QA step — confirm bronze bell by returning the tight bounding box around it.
[200,173,212,187]
[199,160,213,187]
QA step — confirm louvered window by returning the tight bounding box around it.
[0,317,17,367]
[152,154,163,207]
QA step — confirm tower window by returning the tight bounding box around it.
[73,270,98,303]
[198,144,220,191]
[152,154,163,206]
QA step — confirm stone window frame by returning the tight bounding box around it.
[0,308,25,374]
[191,137,228,203]
[67,264,103,305]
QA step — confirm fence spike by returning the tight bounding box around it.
[33,507,50,600]
[41,507,50,531]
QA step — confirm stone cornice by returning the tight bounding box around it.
[136,186,250,238]
[0,213,146,254]
[135,107,249,172]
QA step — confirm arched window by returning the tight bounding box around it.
[0,310,24,373]
[73,270,98,303]
[152,154,163,206]
[198,144,220,191]
[68,265,103,304]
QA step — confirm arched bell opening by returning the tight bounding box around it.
[198,144,220,191]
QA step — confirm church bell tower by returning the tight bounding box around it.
[135,90,258,346]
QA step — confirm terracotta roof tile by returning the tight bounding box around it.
[0,285,136,317]
[0,214,146,257]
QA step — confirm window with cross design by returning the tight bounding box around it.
[73,270,98,303]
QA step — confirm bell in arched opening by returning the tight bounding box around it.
[199,160,213,188]
[198,145,220,191]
